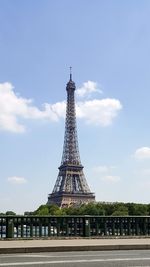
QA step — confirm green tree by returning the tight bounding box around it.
[80,203,105,215]
[5,211,16,215]
[127,203,148,216]
[34,204,63,216]
[35,205,49,215]
[102,203,116,216]
[147,204,150,215]
[112,205,128,216]
[63,206,81,215]
[54,209,66,215]
[48,204,61,215]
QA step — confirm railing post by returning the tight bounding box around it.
[120,218,123,236]
[74,218,77,236]
[39,219,42,237]
[21,218,24,238]
[84,217,90,237]
[96,218,99,235]
[66,218,69,236]
[57,218,60,237]
[6,218,14,238]
[112,218,115,236]
[143,218,148,235]
[136,218,140,235]
[104,218,107,236]
[128,218,131,235]
[30,218,33,238]
[48,218,51,237]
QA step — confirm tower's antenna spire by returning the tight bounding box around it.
[70,66,72,81]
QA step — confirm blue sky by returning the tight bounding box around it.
[1,0,150,214]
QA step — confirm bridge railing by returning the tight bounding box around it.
[0,216,150,239]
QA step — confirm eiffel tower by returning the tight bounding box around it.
[47,69,95,207]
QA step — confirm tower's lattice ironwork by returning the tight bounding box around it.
[47,70,95,207]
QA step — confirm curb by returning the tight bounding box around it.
[1,244,150,254]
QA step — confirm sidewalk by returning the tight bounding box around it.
[1,238,150,254]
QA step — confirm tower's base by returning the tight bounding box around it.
[47,192,95,208]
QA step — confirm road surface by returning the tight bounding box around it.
[0,250,150,266]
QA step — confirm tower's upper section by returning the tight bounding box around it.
[60,69,82,167]
[66,67,76,91]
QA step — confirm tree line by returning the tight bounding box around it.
[28,202,150,216]
[1,202,150,216]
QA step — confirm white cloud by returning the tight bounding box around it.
[0,82,122,133]
[76,98,122,126]
[7,176,27,184]
[93,165,117,173]
[134,147,150,160]
[134,168,150,176]
[142,169,150,175]
[101,175,120,183]
[138,179,150,189]
[76,81,102,98]
[0,82,66,133]
[93,165,109,173]
[92,165,120,183]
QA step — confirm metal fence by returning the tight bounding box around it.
[0,216,150,239]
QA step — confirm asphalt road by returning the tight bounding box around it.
[0,250,150,266]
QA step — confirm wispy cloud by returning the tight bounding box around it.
[92,165,120,183]
[0,82,122,133]
[101,175,120,183]
[142,169,150,175]
[93,165,117,173]
[134,168,150,176]
[76,81,102,98]
[134,147,150,160]
[7,176,27,184]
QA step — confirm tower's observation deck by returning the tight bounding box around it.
[47,70,95,207]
